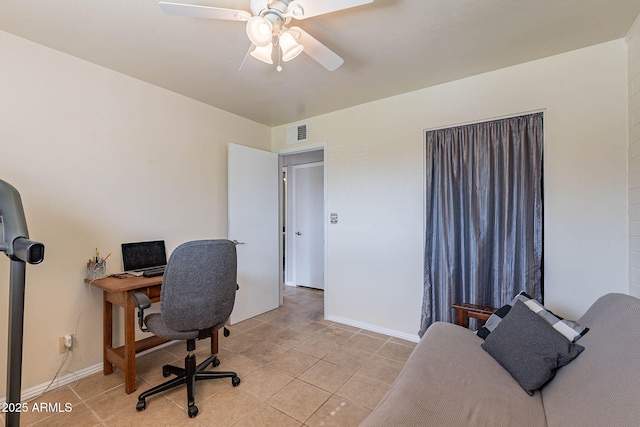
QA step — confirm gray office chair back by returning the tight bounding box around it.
[160,239,237,334]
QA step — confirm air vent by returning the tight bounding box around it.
[287,123,308,144]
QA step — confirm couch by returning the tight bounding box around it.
[360,293,640,426]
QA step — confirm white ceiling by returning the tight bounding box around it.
[1,0,639,127]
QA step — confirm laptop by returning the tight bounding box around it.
[121,240,167,276]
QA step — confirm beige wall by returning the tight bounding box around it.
[0,30,270,391]
[0,28,631,393]
[627,16,640,299]
[273,40,629,339]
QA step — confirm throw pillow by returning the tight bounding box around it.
[476,292,588,342]
[481,300,584,396]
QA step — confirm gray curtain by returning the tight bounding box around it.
[419,112,543,337]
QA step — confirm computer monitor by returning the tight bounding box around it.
[121,240,167,272]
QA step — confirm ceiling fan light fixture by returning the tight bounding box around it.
[279,31,304,62]
[161,0,365,72]
[246,16,273,47]
[250,43,274,64]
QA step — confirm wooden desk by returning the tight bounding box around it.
[87,274,218,394]
[451,302,497,329]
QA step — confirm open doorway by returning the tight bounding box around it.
[280,149,325,294]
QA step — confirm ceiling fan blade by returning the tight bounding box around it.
[290,26,344,71]
[289,0,373,20]
[159,2,252,21]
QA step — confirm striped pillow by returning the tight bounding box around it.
[476,292,589,342]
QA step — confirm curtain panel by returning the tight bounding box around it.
[420,112,543,337]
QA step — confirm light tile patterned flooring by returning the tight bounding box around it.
[5,286,416,426]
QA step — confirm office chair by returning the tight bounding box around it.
[131,239,240,418]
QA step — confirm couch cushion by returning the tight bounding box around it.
[542,293,640,427]
[360,322,547,427]
[481,300,584,396]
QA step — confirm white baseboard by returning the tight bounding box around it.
[1,340,178,403]
[1,362,103,404]
[325,314,420,343]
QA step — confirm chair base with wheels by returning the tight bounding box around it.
[135,337,240,418]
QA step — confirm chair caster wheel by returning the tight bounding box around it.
[162,368,171,378]
[223,327,230,337]
[212,358,221,367]
[188,405,199,418]
[232,376,241,387]
[136,400,146,411]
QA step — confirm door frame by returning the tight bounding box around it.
[277,142,328,311]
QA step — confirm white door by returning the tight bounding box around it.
[228,143,280,324]
[293,162,324,289]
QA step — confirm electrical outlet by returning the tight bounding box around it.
[58,335,73,354]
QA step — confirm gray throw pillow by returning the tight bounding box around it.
[481,300,584,396]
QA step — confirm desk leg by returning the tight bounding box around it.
[211,330,218,355]
[124,291,137,394]
[103,291,114,375]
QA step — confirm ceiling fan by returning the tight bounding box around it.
[159,0,374,71]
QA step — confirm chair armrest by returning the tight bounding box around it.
[132,292,151,309]
[131,292,152,332]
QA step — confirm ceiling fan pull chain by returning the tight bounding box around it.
[275,36,283,72]
[239,44,253,71]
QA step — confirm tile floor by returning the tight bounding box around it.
[4,286,416,426]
